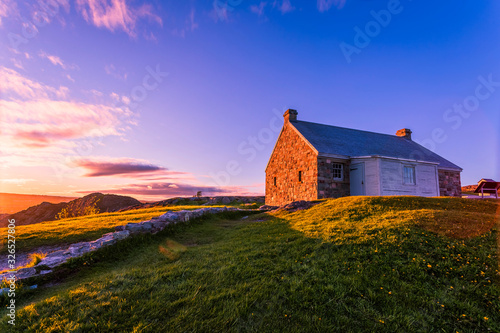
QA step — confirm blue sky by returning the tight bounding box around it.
[0,0,498,200]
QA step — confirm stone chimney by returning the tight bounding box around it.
[284,109,298,123]
[396,128,412,140]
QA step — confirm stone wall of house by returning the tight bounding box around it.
[317,157,350,199]
[438,169,462,197]
[265,123,318,206]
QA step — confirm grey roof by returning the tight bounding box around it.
[291,120,462,171]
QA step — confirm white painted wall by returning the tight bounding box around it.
[379,158,439,196]
[350,157,439,197]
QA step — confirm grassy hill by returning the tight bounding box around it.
[1,196,498,332]
[0,205,214,254]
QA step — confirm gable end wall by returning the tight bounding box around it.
[265,123,318,205]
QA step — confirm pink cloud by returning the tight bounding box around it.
[250,2,267,17]
[0,67,134,168]
[76,0,162,37]
[74,157,167,177]
[0,0,19,26]
[210,0,229,22]
[317,0,346,12]
[104,63,128,80]
[0,66,69,100]
[38,51,78,70]
[172,7,198,37]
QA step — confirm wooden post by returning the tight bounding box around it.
[481,187,484,198]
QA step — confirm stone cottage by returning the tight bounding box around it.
[265,109,462,206]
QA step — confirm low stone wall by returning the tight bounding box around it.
[0,207,243,285]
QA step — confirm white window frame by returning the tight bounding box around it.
[403,165,416,185]
[332,163,344,181]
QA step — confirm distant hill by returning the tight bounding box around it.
[462,184,478,193]
[0,193,78,214]
[0,193,141,227]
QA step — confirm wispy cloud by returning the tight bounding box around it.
[76,0,162,38]
[0,66,69,100]
[2,99,127,147]
[317,0,346,12]
[0,0,19,26]
[74,157,166,177]
[273,0,294,14]
[0,178,35,185]
[210,0,230,22]
[250,2,267,17]
[38,51,78,70]
[0,67,133,167]
[104,64,128,80]
[172,8,199,37]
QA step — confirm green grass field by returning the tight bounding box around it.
[0,205,218,254]
[0,196,498,332]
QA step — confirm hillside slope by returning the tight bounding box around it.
[0,193,141,227]
[2,197,498,332]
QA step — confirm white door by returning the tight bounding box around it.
[350,163,365,196]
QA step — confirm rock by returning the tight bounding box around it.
[38,250,72,268]
[140,221,153,231]
[241,216,248,220]
[175,211,187,222]
[115,225,125,231]
[259,205,278,211]
[157,212,181,223]
[68,242,92,256]
[276,200,321,212]
[29,284,38,289]
[44,250,68,258]
[38,255,69,268]
[111,230,130,240]
[0,287,9,295]
[221,197,231,204]
[151,221,168,232]
[125,223,143,233]
[16,267,37,280]
[90,236,116,249]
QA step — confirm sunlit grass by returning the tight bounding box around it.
[0,197,498,332]
[278,196,498,243]
[0,205,212,254]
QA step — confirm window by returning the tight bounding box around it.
[403,165,416,185]
[298,171,303,183]
[332,163,344,181]
[273,177,277,186]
